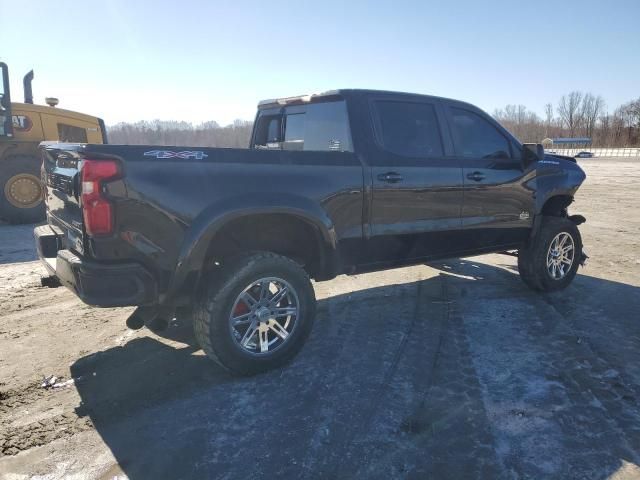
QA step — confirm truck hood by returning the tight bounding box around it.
[533,153,586,200]
[545,153,577,163]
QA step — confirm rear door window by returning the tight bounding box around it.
[373,100,444,158]
[282,101,353,152]
[449,107,511,159]
[283,113,305,150]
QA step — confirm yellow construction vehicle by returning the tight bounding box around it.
[0,62,107,223]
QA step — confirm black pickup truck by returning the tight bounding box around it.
[36,89,587,375]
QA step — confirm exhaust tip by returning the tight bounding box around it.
[126,309,146,330]
[125,306,174,332]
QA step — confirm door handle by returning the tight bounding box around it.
[466,171,486,182]
[377,172,404,183]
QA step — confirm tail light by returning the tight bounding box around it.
[81,159,121,236]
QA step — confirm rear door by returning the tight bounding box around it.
[366,96,465,265]
[253,99,365,268]
[445,104,533,248]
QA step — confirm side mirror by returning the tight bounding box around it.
[522,143,545,167]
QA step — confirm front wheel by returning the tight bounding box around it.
[193,252,316,375]
[518,216,583,292]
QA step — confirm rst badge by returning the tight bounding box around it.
[143,150,208,160]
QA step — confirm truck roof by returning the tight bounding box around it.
[257,89,469,109]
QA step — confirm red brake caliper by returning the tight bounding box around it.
[233,301,250,317]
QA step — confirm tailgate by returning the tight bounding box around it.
[41,145,85,254]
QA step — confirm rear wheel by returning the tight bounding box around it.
[0,155,45,224]
[518,216,582,292]
[193,252,316,375]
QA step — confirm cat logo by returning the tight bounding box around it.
[519,211,530,220]
[12,115,33,132]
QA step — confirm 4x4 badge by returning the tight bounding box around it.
[144,150,208,160]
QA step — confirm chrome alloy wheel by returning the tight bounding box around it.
[546,232,575,280]
[229,277,300,355]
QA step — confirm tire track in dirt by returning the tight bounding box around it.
[0,411,93,456]
[0,298,80,327]
[327,278,436,478]
[343,273,503,479]
[308,273,495,479]
[540,293,640,464]
[0,381,94,457]
[295,279,430,478]
[458,282,640,478]
[0,384,47,416]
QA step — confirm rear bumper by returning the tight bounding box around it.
[34,225,157,307]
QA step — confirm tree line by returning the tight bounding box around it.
[107,119,254,148]
[107,93,640,148]
[493,93,640,146]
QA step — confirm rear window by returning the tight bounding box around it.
[254,100,353,152]
[58,123,88,143]
[253,114,283,149]
[373,101,444,158]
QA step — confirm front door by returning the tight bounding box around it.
[365,98,465,267]
[445,105,534,249]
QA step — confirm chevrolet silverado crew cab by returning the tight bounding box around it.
[35,89,587,375]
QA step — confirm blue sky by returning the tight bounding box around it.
[2,0,638,125]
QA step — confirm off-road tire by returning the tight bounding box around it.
[0,155,45,224]
[193,252,316,375]
[518,216,582,292]
[174,306,194,325]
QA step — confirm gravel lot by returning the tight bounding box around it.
[1,158,639,479]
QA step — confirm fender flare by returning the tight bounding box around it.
[528,212,586,243]
[164,194,338,301]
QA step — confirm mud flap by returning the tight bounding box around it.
[569,215,587,267]
[569,214,586,225]
[580,250,589,267]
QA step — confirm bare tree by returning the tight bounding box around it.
[544,103,553,137]
[620,98,640,145]
[557,91,583,137]
[108,119,254,148]
[580,93,605,139]
[493,105,543,142]
[598,112,610,145]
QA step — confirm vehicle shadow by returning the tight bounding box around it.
[69,261,640,479]
[0,222,39,264]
